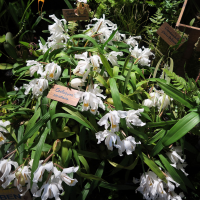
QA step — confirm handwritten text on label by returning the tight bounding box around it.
[157,22,185,47]
[47,85,79,106]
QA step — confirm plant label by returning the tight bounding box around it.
[157,22,185,47]
[62,9,89,21]
[0,188,32,200]
[47,85,80,106]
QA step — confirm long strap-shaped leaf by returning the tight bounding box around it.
[99,53,113,77]
[162,112,200,146]
[31,128,49,186]
[16,112,50,148]
[159,154,187,192]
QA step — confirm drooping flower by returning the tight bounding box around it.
[27,60,44,77]
[23,78,48,98]
[95,130,121,151]
[142,99,154,108]
[107,51,123,66]
[33,175,63,200]
[71,78,85,89]
[129,46,154,66]
[157,94,171,110]
[75,84,106,115]
[44,62,62,81]
[33,161,53,183]
[73,52,91,80]
[0,120,10,133]
[116,136,141,156]
[97,110,123,132]
[53,166,79,186]
[90,55,102,72]
[118,109,146,128]
[125,36,141,47]
[0,159,18,182]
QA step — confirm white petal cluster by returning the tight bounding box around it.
[85,14,124,44]
[166,146,188,176]
[125,36,141,47]
[0,120,10,146]
[142,88,172,110]
[38,14,69,53]
[23,78,48,98]
[23,61,62,98]
[133,171,184,200]
[107,51,123,66]
[0,159,78,199]
[129,46,154,66]
[75,84,106,115]
[96,109,145,156]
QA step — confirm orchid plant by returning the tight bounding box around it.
[0,1,200,199]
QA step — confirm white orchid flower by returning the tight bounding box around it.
[24,78,48,98]
[44,62,62,81]
[39,40,48,54]
[0,132,6,146]
[118,109,146,128]
[71,78,85,89]
[129,46,154,66]
[53,166,79,186]
[77,0,87,3]
[157,94,171,109]
[27,60,44,77]
[165,172,180,192]
[73,52,91,79]
[91,55,102,72]
[149,92,160,107]
[49,14,66,37]
[95,130,121,151]
[142,99,154,108]
[97,110,123,132]
[0,159,18,182]
[0,120,10,133]
[167,191,184,200]
[33,175,63,200]
[107,51,123,66]
[75,84,106,115]
[116,136,141,156]
[166,146,185,165]
[125,36,141,47]
[33,161,53,183]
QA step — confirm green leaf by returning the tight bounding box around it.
[121,54,131,76]
[157,81,193,109]
[78,156,90,173]
[31,128,49,186]
[162,112,200,146]
[128,127,148,140]
[108,156,139,170]
[159,154,187,192]
[148,129,166,144]
[0,35,5,43]
[64,0,73,9]
[4,42,17,59]
[99,182,136,190]
[95,75,109,89]
[147,120,177,127]
[76,150,100,160]
[76,171,106,182]
[25,108,41,134]
[143,153,167,183]
[102,28,118,50]
[16,112,50,148]
[153,56,164,78]
[99,53,113,77]
[0,63,13,70]
[17,125,24,165]
[62,105,97,132]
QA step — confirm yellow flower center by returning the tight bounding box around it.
[40,88,43,92]
[94,67,97,71]
[49,73,54,78]
[84,103,89,107]
[0,136,4,142]
[111,116,117,128]
[91,109,96,112]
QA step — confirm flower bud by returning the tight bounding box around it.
[71,78,85,89]
[142,99,153,108]
[53,139,62,153]
[62,126,71,132]
[105,89,111,95]
[107,98,114,105]
[61,139,72,164]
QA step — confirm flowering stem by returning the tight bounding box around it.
[46,171,53,183]
[3,149,17,159]
[12,163,24,174]
[42,153,54,164]
[54,163,64,170]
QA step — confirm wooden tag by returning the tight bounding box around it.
[157,22,185,47]
[62,9,89,21]
[47,85,79,106]
[0,188,32,200]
